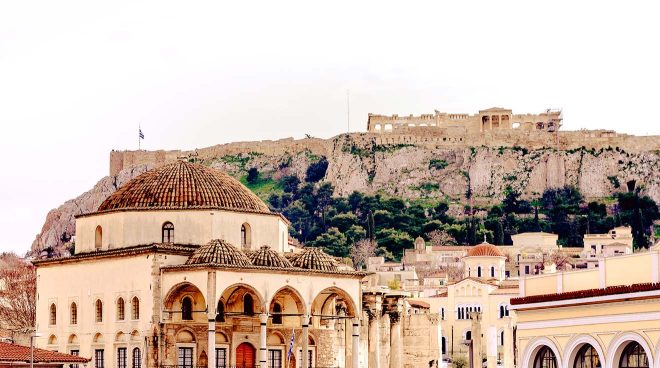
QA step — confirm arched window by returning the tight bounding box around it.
[619,342,648,368]
[132,348,141,368]
[95,299,103,322]
[272,303,282,325]
[243,294,254,316]
[243,294,255,316]
[499,330,504,346]
[95,226,103,250]
[574,344,601,368]
[117,298,125,320]
[70,302,77,325]
[441,336,447,354]
[534,346,557,368]
[215,301,225,322]
[162,222,174,243]
[240,223,252,250]
[490,266,495,278]
[477,266,482,278]
[131,297,139,320]
[49,304,57,325]
[181,297,193,320]
[465,331,471,340]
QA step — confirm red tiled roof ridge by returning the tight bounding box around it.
[0,342,90,363]
[511,282,660,305]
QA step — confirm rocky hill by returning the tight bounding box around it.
[31,133,660,254]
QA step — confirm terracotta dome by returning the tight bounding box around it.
[249,246,293,268]
[467,242,505,257]
[186,239,252,266]
[97,161,270,214]
[291,247,338,272]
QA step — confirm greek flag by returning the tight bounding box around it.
[139,129,145,139]
[287,329,295,360]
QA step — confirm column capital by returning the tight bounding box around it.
[389,311,401,325]
[259,313,268,324]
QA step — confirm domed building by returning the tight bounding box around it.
[34,161,367,368]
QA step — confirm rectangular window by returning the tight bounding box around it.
[117,348,127,368]
[95,349,104,368]
[268,349,282,368]
[69,350,79,368]
[178,347,193,368]
[308,350,313,368]
[215,348,227,368]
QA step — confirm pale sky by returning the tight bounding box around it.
[1,1,659,254]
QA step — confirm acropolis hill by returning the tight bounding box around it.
[33,107,660,253]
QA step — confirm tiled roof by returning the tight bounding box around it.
[94,161,271,214]
[430,246,470,252]
[511,282,660,305]
[249,246,292,268]
[0,342,89,363]
[186,239,252,266]
[291,247,338,272]
[467,243,505,257]
[408,300,430,308]
[33,243,197,266]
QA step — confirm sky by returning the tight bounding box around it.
[1,1,659,254]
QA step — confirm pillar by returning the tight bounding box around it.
[503,318,514,368]
[302,314,309,368]
[353,317,361,368]
[206,271,217,368]
[470,312,482,368]
[389,312,402,368]
[368,307,382,368]
[259,313,268,368]
[486,326,497,368]
[345,311,352,368]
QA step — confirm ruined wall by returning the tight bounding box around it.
[402,313,442,368]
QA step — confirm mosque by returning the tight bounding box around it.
[33,161,369,368]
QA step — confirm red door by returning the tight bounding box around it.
[236,342,256,368]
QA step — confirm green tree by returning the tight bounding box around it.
[311,227,348,257]
[376,228,413,260]
[305,158,328,182]
[246,167,259,184]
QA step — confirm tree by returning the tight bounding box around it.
[280,175,301,193]
[426,230,457,246]
[305,158,329,182]
[349,239,377,270]
[0,254,36,334]
[246,167,259,184]
[311,228,348,257]
[376,228,414,260]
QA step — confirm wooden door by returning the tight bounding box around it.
[236,342,256,368]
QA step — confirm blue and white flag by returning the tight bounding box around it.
[287,329,295,360]
[139,128,145,139]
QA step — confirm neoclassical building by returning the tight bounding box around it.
[34,161,368,368]
[511,244,660,368]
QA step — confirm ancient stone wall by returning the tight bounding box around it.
[402,313,442,368]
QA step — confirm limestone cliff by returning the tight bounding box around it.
[31,134,660,254]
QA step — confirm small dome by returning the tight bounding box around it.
[467,242,505,257]
[186,239,252,266]
[97,161,271,214]
[291,247,338,272]
[249,246,292,268]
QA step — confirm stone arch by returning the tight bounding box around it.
[522,337,561,368]
[268,285,307,317]
[268,331,285,345]
[115,331,127,342]
[176,328,197,343]
[93,333,104,344]
[215,331,229,343]
[606,332,654,368]
[68,334,78,345]
[563,334,606,368]
[130,330,141,343]
[219,283,265,316]
[47,334,57,345]
[311,286,358,318]
[163,282,206,323]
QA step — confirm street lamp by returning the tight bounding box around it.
[30,332,43,368]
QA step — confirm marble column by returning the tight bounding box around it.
[259,313,268,368]
[207,271,216,368]
[503,317,514,368]
[470,312,482,368]
[486,326,497,368]
[302,314,309,368]
[368,308,382,368]
[353,317,360,368]
[389,311,402,368]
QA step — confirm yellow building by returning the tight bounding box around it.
[34,161,368,368]
[511,247,660,368]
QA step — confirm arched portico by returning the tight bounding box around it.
[268,286,307,326]
[522,337,562,368]
[311,286,359,320]
[607,332,654,368]
[564,335,606,368]
[163,282,207,323]
[219,283,265,316]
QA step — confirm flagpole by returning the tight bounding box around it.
[138,123,141,151]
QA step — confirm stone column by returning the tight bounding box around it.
[345,311,352,368]
[353,317,360,368]
[207,271,217,368]
[302,314,310,368]
[503,317,514,368]
[368,308,382,368]
[470,312,482,368]
[389,311,402,368]
[259,313,268,368]
[486,326,497,368]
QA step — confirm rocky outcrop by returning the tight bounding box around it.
[32,135,660,255]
